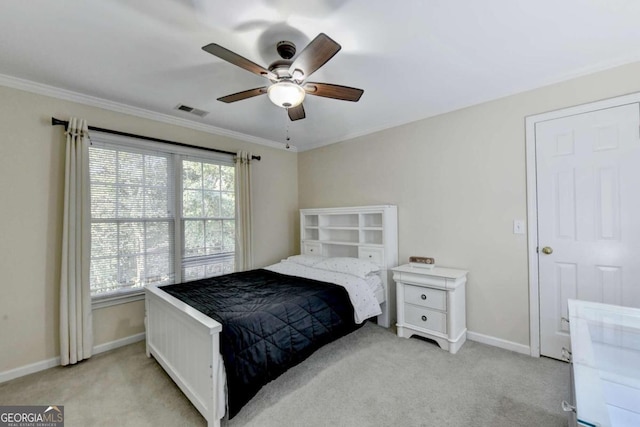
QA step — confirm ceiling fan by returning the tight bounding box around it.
[202,33,364,121]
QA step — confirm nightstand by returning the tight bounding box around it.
[392,264,467,354]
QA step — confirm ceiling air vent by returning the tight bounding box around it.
[175,104,209,117]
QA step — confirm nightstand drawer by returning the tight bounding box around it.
[404,285,446,311]
[404,304,446,334]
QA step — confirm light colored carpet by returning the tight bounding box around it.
[0,323,569,426]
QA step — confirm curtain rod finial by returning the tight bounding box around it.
[51,117,67,127]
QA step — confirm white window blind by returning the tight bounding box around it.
[87,133,236,300]
[89,145,175,297]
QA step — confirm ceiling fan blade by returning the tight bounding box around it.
[202,43,276,80]
[303,82,364,102]
[217,87,267,103]
[289,33,341,79]
[288,104,306,121]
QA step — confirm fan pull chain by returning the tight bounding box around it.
[284,111,291,149]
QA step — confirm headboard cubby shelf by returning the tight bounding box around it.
[300,205,398,327]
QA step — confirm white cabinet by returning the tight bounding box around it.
[392,264,468,354]
[300,205,398,327]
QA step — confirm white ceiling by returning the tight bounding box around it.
[2,0,640,151]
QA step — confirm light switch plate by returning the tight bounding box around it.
[513,219,525,234]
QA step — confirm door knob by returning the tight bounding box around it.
[541,246,553,255]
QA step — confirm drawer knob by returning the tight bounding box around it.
[421,315,427,322]
[421,294,427,300]
[368,255,372,258]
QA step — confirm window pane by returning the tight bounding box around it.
[184,220,205,257]
[184,265,205,281]
[145,156,168,187]
[183,161,202,190]
[118,152,144,185]
[204,191,220,218]
[146,222,170,251]
[183,190,203,218]
[202,257,235,276]
[145,187,169,218]
[205,220,222,255]
[220,192,235,218]
[119,222,144,255]
[90,148,116,183]
[90,257,118,294]
[203,163,221,190]
[223,220,235,252]
[118,255,144,287]
[221,165,234,191]
[91,223,117,257]
[117,185,144,218]
[91,184,116,218]
[223,258,235,274]
[205,262,224,277]
[146,253,171,284]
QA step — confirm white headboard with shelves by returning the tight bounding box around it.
[300,205,398,327]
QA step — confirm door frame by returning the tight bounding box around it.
[525,91,640,357]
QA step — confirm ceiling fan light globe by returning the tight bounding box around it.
[267,81,305,108]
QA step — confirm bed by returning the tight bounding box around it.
[145,205,398,426]
[145,256,387,426]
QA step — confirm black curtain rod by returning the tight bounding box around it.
[51,117,261,161]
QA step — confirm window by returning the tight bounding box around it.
[88,134,235,300]
[181,159,235,281]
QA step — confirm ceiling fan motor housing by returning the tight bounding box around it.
[276,40,296,59]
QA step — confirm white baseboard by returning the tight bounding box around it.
[2,330,529,383]
[0,356,61,384]
[0,332,146,384]
[467,331,531,355]
[92,332,146,356]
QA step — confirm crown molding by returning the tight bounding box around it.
[0,73,297,152]
[4,49,640,154]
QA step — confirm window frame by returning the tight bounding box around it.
[88,132,235,308]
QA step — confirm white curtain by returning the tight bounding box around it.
[235,151,253,271]
[59,117,92,365]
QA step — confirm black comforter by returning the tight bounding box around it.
[160,269,362,418]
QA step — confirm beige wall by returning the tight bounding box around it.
[4,60,640,375]
[0,85,298,373]
[298,61,640,347]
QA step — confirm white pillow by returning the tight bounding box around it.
[314,257,380,279]
[286,254,327,267]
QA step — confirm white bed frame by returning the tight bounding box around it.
[145,285,223,426]
[145,205,398,426]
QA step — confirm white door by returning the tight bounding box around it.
[536,103,640,360]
